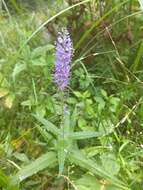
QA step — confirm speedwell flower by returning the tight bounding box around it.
[54,28,73,90]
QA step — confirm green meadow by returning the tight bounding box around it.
[0,0,143,189]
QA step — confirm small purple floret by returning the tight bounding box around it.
[54,28,73,90]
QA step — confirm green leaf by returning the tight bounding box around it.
[13,152,57,182]
[69,150,128,190]
[132,40,143,72]
[57,109,72,175]
[70,126,114,140]
[78,118,87,128]
[0,170,19,190]
[4,94,15,109]
[75,174,102,190]
[31,44,54,58]
[76,173,122,190]
[101,89,108,99]
[13,152,29,163]
[31,57,47,66]
[70,107,78,129]
[12,63,26,80]
[0,88,9,98]
[75,185,90,190]
[21,99,33,107]
[34,114,60,136]
[96,96,105,112]
[70,131,102,140]
[0,170,9,188]
[36,124,53,143]
[73,91,83,98]
[138,0,143,10]
[63,108,71,134]
[57,138,66,175]
[100,153,120,176]
[84,146,110,158]
[106,185,122,190]
[109,97,120,112]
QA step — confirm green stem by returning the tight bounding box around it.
[60,90,65,139]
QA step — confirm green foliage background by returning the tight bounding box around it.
[0,0,143,189]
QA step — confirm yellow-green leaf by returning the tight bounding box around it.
[0,88,9,98]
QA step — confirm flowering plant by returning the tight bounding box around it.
[55,28,73,91]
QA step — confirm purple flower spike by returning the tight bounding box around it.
[54,28,73,91]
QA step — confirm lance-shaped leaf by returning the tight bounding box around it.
[57,107,73,175]
[13,152,57,183]
[57,138,66,175]
[69,150,129,190]
[70,126,114,140]
[34,114,60,136]
[70,131,103,140]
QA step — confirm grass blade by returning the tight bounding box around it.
[132,40,143,72]
[0,170,19,190]
[20,0,91,50]
[75,0,130,49]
